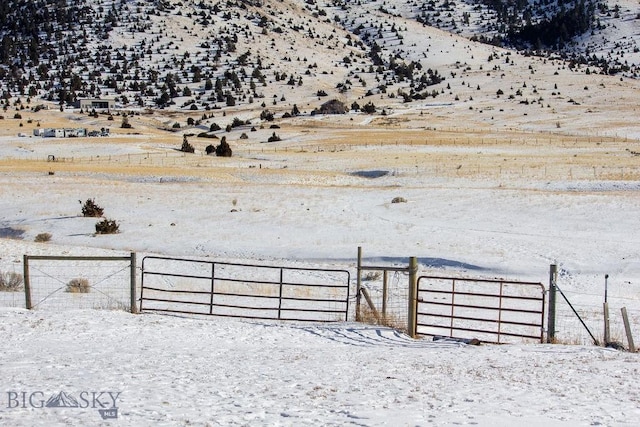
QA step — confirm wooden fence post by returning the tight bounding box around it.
[360,288,381,323]
[382,270,388,318]
[621,307,636,352]
[407,257,418,338]
[23,255,32,310]
[547,264,557,343]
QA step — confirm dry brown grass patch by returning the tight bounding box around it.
[358,305,407,332]
[66,278,90,293]
[34,232,52,242]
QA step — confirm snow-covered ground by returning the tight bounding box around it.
[1,308,639,426]
[1,127,639,424]
[1,1,640,424]
[1,14,640,421]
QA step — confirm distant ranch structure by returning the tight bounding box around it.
[33,128,109,138]
[33,128,85,138]
[77,98,115,110]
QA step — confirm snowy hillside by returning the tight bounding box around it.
[0,1,639,425]
[0,0,639,116]
[410,0,640,72]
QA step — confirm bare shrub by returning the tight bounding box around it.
[0,271,24,291]
[66,278,90,293]
[363,271,381,281]
[378,313,406,330]
[80,199,104,217]
[92,300,128,310]
[95,219,120,234]
[359,305,405,331]
[34,233,52,242]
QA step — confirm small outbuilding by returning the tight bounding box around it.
[64,128,87,137]
[77,98,115,110]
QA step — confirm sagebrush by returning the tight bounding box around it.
[66,278,90,293]
[34,232,52,242]
[0,271,24,291]
[80,199,104,217]
[95,218,119,234]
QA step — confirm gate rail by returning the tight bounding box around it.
[415,275,546,343]
[140,256,350,322]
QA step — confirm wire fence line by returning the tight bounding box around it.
[1,251,637,349]
[560,294,640,312]
[1,254,138,312]
[354,260,639,348]
[8,146,640,181]
[553,283,639,346]
[358,269,410,330]
[1,274,636,349]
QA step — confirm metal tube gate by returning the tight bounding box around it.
[140,256,351,322]
[414,275,546,343]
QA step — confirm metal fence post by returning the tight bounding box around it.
[407,257,418,338]
[603,302,610,345]
[604,274,610,345]
[130,252,137,313]
[209,263,216,315]
[23,255,32,310]
[139,257,145,312]
[356,246,362,321]
[278,268,284,320]
[547,264,557,343]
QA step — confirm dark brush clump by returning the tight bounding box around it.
[80,199,104,217]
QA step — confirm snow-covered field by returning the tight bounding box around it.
[1,117,639,425]
[1,11,640,420]
[1,308,639,426]
[1,1,640,425]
